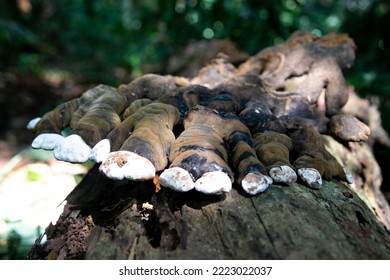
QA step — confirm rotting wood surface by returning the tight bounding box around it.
[88,182,390,260]
[28,164,390,260]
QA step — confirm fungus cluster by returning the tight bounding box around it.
[28,31,381,195]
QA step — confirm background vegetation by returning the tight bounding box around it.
[0,0,389,259]
[1,1,388,84]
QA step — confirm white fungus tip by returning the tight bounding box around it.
[53,134,92,163]
[297,168,323,189]
[31,133,65,150]
[241,173,272,195]
[344,168,354,184]
[194,171,232,195]
[27,117,41,130]
[269,165,297,184]
[159,167,195,192]
[99,151,156,180]
[90,139,111,163]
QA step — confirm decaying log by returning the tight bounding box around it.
[27,31,390,260]
[87,180,390,260]
[165,39,249,78]
[238,31,355,116]
[323,136,390,230]
[28,165,390,260]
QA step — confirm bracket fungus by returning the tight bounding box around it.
[28,31,387,196]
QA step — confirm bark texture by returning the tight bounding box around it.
[27,164,390,260]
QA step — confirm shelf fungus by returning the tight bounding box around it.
[160,105,273,195]
[253,131,297,185]
[28,31,382,195]
[160,106,234,194]
[94,101,180,181]
[289,126,353,188]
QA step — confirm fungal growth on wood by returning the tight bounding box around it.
[28,31,389,196]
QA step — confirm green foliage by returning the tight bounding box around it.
[0,0,389,125]
[5,230,22,259]
[0,226,42,260]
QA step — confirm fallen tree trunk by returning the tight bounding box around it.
[28,164,390,260]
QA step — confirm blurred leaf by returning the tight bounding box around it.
[73,174,85,185]
[26,164,45,182]
[6,229,22,260]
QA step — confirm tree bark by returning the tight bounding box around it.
[28,163,390,260]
